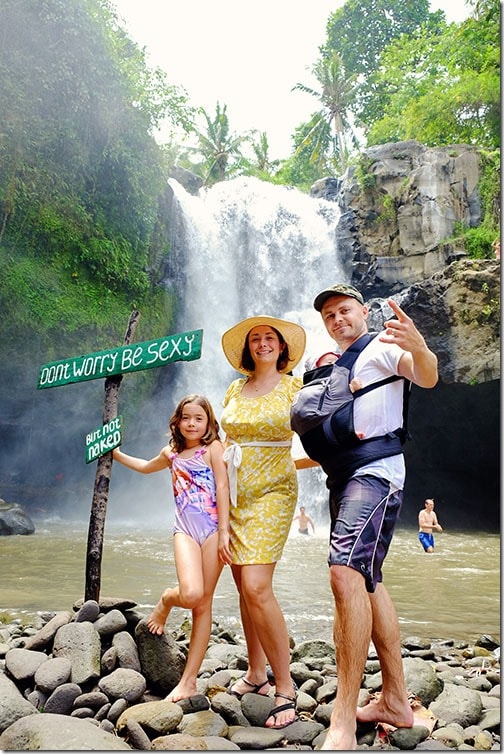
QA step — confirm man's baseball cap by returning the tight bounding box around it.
[313,283,364,311]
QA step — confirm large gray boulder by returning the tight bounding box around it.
[135,619,186,695]
[0,713,132,750]
[52,622,101,685]
[366,258,500,385]
[0,500,34,535]
[0,672,38,735]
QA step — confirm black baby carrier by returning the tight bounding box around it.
[290,333,411,486]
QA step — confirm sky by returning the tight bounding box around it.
[112,0,472,160]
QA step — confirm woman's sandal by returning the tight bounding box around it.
[228,675,271,700]
[265,692,298,729]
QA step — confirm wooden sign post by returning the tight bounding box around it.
[36,313,203,602]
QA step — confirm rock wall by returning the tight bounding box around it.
[312,140,484,298]
[310,141,500,529]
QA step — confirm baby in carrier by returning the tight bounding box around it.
[303,350,364,440]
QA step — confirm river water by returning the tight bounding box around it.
[1,518,499,645]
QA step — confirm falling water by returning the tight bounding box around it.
[165,175,345,410]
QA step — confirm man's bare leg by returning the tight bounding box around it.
[356,583,413,728]
[321,565,371,751]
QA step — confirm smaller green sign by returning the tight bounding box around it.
[37,328,203,389]
[85,416,122,464]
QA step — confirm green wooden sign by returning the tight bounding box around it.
[37,328,203,389]
[86,416,123,464]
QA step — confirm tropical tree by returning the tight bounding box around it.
[365,0,500,149]
[189,103,248,185]
[248,131,281,175]
[272,122,325,190]
[0,0,195,342]
[325,0,439,76]
[292,52,359,175]
[323,0,443,126]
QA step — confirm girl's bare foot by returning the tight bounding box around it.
[146,599,169,635]
[165,680,198,702]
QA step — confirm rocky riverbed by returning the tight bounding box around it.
[0,597,500,750]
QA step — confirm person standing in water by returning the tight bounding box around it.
[418,498,443,552]
[293,506,315,535]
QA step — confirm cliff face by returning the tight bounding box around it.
[310,141,500,529]
[366,259,500,386]
[312,140,485,297]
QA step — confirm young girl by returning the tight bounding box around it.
[113,394,232,702]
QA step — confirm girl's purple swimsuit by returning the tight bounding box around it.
[171,447,219,545]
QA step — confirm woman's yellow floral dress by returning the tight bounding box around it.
[221,374,302,564]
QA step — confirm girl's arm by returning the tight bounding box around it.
[207,440,232,565]
[112,445,171,474]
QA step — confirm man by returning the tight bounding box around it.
[293,506,315,535]
[312,283,438,751]
[418,498,443,552]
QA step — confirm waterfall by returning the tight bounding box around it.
[158,176,348,522]
[165,175,346,410]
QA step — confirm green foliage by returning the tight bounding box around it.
[478,150,501,229]
[0,0,183,346]
[240,131,282,180]
[353,156,378,191]
[365,2,500,148]
[325,0,435,78]
[446,149,501,259]
[324,0,440,125]
[0,240,170,343]
[292,52,359,175]
[185,103,250,185]
[456,224,497,259]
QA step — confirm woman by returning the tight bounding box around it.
[220,314,306,729]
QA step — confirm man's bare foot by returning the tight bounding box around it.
[165,680,198,702]
[320,728,357,750]
[146,599,169,635]
[356,696,414,728]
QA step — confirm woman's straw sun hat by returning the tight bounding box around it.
[222,315,306,375]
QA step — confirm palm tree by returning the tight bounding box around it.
[249,131,280,174]
[192,103,246,185]
[293,52,359,175]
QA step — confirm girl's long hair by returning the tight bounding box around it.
[169,394,221,454]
